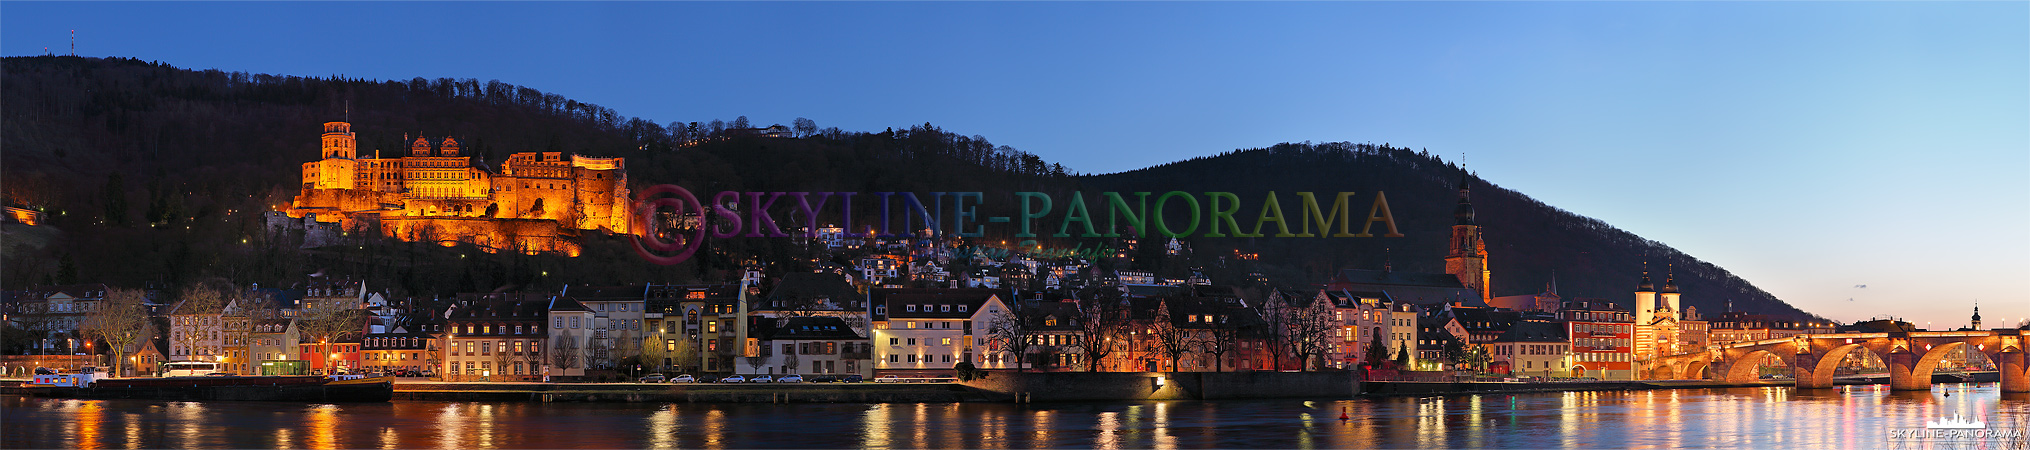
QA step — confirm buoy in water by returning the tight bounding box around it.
[1339,407,1350,421]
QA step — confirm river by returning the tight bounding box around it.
[5,384,2028,449]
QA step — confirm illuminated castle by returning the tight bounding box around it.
[284,121,630,254]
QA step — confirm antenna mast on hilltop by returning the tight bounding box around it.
[70,30,75,56]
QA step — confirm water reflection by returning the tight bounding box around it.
[7,383,2030,449]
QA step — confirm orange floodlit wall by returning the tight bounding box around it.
[283,121,627,255]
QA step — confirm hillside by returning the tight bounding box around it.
[0,56,1812,320]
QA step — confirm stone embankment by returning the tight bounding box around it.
[393,381,994,403]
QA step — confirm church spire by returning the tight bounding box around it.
[1453,170,1476,226]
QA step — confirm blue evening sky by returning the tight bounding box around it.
[4,2,2024,328]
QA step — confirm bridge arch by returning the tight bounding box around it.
[1807,343,1860,388]
[1649,364,1677,380]
[1683,360,1710,380]
[1722,349,1787,384]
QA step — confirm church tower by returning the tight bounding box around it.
[1444,171,1492,304]
[1972,303,1983,330]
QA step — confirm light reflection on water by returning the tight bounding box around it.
[5,384,2029,449]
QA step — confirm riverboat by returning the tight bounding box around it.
[8,374,393,402]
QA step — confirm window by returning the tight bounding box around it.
[890,338,899,345]
[906,305,917,312]
[889,354,899,362]
[907,338,917,346]
[707,321,718,333]
[958,305,967,313]
[783,343,795,355]
[941,337,952,346]
[906,321,916,329]
[708,339,718,351]
[555,318,564,328]
[941,305,951,312]
[875,306,886,315]
[942,321,952,329]
[570,317,580,328]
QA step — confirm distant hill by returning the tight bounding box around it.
[0,56,1814,320]
[1080,143,1812,319]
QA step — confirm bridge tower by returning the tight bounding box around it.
[1634,264,1657,366]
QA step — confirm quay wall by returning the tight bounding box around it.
[961,371,1358,402]
[392,382,995,403]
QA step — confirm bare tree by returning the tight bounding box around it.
[81,288,149,377]
[298,307,369,371]
[1147,302,1192,372]
[172,283,229,362]
[1069,292,1127,372]
[1192,315,1243,372]
[550,331,580,371]
[780,342,800,375]
[792,117,818,138]
[984,304,1036,371]
[640,335,668,372]
[492,340,515,379]
[672,337,698,374]
[1284,298,1337,371]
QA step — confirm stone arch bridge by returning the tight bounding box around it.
[1643,330,2028,392]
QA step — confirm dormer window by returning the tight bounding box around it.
[906,305,917,312]
[958,305,967,313]
[940,305,951,312]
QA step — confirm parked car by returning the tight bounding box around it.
[639,373,667,383]
[777,374,804,383]
[843,375,864,383]
[875,375,902,383]
[671,374,696,383]
[750,375,774,383]
[719,375,746,383]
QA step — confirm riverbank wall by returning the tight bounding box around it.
[391,382,996,403]
[960,371,1356,402]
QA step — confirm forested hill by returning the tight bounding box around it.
[1083,144,1813,319]
[0,56,1814,320]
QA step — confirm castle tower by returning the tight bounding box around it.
[1444,171,1493,304]
[440,137,461,157]
[321,122,356,160]
[312,122,358,190]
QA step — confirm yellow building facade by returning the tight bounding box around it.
[287,121,630,254]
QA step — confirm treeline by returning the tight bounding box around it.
[0,56,1075,296]
[1083,142,1812,320]
[0,56,1812,320]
